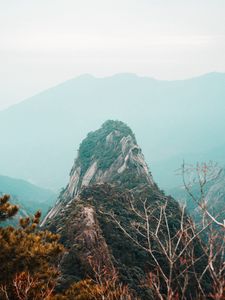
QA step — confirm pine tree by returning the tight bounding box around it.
[0,195,64,300]
[0,195,135,299]
[0,194,18,221]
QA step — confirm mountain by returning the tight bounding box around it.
[42,120,187,298]
[0,175,56,224]
[42,120,156,224]
[0,73,225,190]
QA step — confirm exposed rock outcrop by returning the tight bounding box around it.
[42,120,155,224]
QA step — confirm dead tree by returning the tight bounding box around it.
[102,194,211,299]
[179,161,225,228]
[179,162,225,299]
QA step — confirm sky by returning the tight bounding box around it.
[0,0,225,110]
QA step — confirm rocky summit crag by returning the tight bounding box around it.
[42,120,181,298]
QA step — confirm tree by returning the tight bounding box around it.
[0,195,134,300]
[51,248,137,300]
[103,198,208,299]
[0,194,18,221]
[180,161,225,228]
[179,162,225,299]
[0,195,64,300]
[101,162,225,299]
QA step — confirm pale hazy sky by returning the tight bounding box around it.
[0,0,225,110]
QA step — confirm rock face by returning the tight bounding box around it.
[43,120,180,298]
[42,120,155,224]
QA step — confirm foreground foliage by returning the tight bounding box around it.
[0,195,64,299]
[0,195,135,300]
[1,161,225,299]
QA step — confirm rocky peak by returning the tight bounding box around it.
[43,120,155,224]
[42,121,181,298]
[68,120,154,196]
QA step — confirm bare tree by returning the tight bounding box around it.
[178,162,225,299]
[101,195,210,299]
[100,162,225,299]
[87,253,137,300]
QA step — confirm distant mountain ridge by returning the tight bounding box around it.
[0,175,56,224]
[0,72,225,190]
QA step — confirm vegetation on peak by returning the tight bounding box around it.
[101,120,136,140]
[78,120,136,176]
